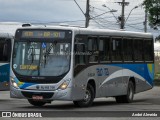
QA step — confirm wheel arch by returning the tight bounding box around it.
[87,79,96,97]
[129,77,136,93]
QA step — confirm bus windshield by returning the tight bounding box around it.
[12,41,70,77]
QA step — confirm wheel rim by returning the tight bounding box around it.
[84,90,91,103]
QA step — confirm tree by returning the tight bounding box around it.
[143,0,160,28]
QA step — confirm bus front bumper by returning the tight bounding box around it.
[10,86,73,101]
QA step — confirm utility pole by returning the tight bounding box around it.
[144,10,147,32]
[85,0,90,28]
[73,0,90,28]
[121,0,125,29]
[116,0,129,29]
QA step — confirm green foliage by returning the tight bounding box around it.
[143,0,160,26]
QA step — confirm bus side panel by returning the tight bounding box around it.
[73,65,128,99]
[72,66,93,100]
[73,63,153,100]
[0,63,10,90]
[120,63,153,93]
[135,64,154,93]
[107,64,126,97]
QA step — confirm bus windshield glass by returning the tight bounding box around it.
[12,41,71,77]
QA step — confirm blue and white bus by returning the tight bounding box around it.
[10,26,154,107]
[0,33,13,91]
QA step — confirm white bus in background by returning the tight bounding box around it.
[0,33,13,90]
[10,26,154,107]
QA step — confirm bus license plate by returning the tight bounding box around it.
[32,95,43,100]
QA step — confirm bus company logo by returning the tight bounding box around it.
[2,112,11,117]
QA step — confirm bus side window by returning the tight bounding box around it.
[99,37,110,62]
[0,39,10,62]
[144,39,153,61]
[123,38,133,61]
[111,38,122,61]
[88,37,99,63]
[3,43,8,61]
[0,40,3,61]
[133,39,144,61]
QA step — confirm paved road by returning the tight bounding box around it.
[0,87,160,119]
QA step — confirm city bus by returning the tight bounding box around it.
[10,26,154,107]
[0,33,13,91]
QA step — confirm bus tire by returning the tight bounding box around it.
[28,99,46,107]
[73,84,94,107]
[116,81,134,103]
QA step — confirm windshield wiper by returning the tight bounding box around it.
[43,42,57,67]
[28,42,35,64]
[43,44,53,67]
[26,42,36,74]
[31,47,34,63]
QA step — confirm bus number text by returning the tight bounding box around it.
[96,68,109,76]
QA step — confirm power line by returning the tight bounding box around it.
[126,25,144,30]
[73,0,85,16]
[126,17,145,21]
[58,0,115,3]
[90,6,106,12]
[126,22,143,26]
[90,12,118,24]
[90,15,119,28]
[92,20,119,29]
[92,16,115,27]
[73,0,90,28]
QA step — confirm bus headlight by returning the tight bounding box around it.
[58,79,71,90]
[13,82,18,88]
[10,77,19,89]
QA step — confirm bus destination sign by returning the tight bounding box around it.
[22,31,65,38]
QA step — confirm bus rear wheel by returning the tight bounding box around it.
[116,81,134,103]
[28,99,46,107]
[73,84,94,107]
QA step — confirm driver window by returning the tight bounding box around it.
[74,35,87,66]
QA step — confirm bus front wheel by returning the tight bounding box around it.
[28,99,46,107]
[116,81,134,103]
[73,84,95,107]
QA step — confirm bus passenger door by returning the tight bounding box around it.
[73,35,88,100]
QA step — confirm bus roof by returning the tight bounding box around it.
[78,28,153,39]
[16,26,153,39]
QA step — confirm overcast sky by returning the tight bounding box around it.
[0,0,160,36]
[0,0,85,22]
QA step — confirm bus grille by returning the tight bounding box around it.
[21,91,54,99]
